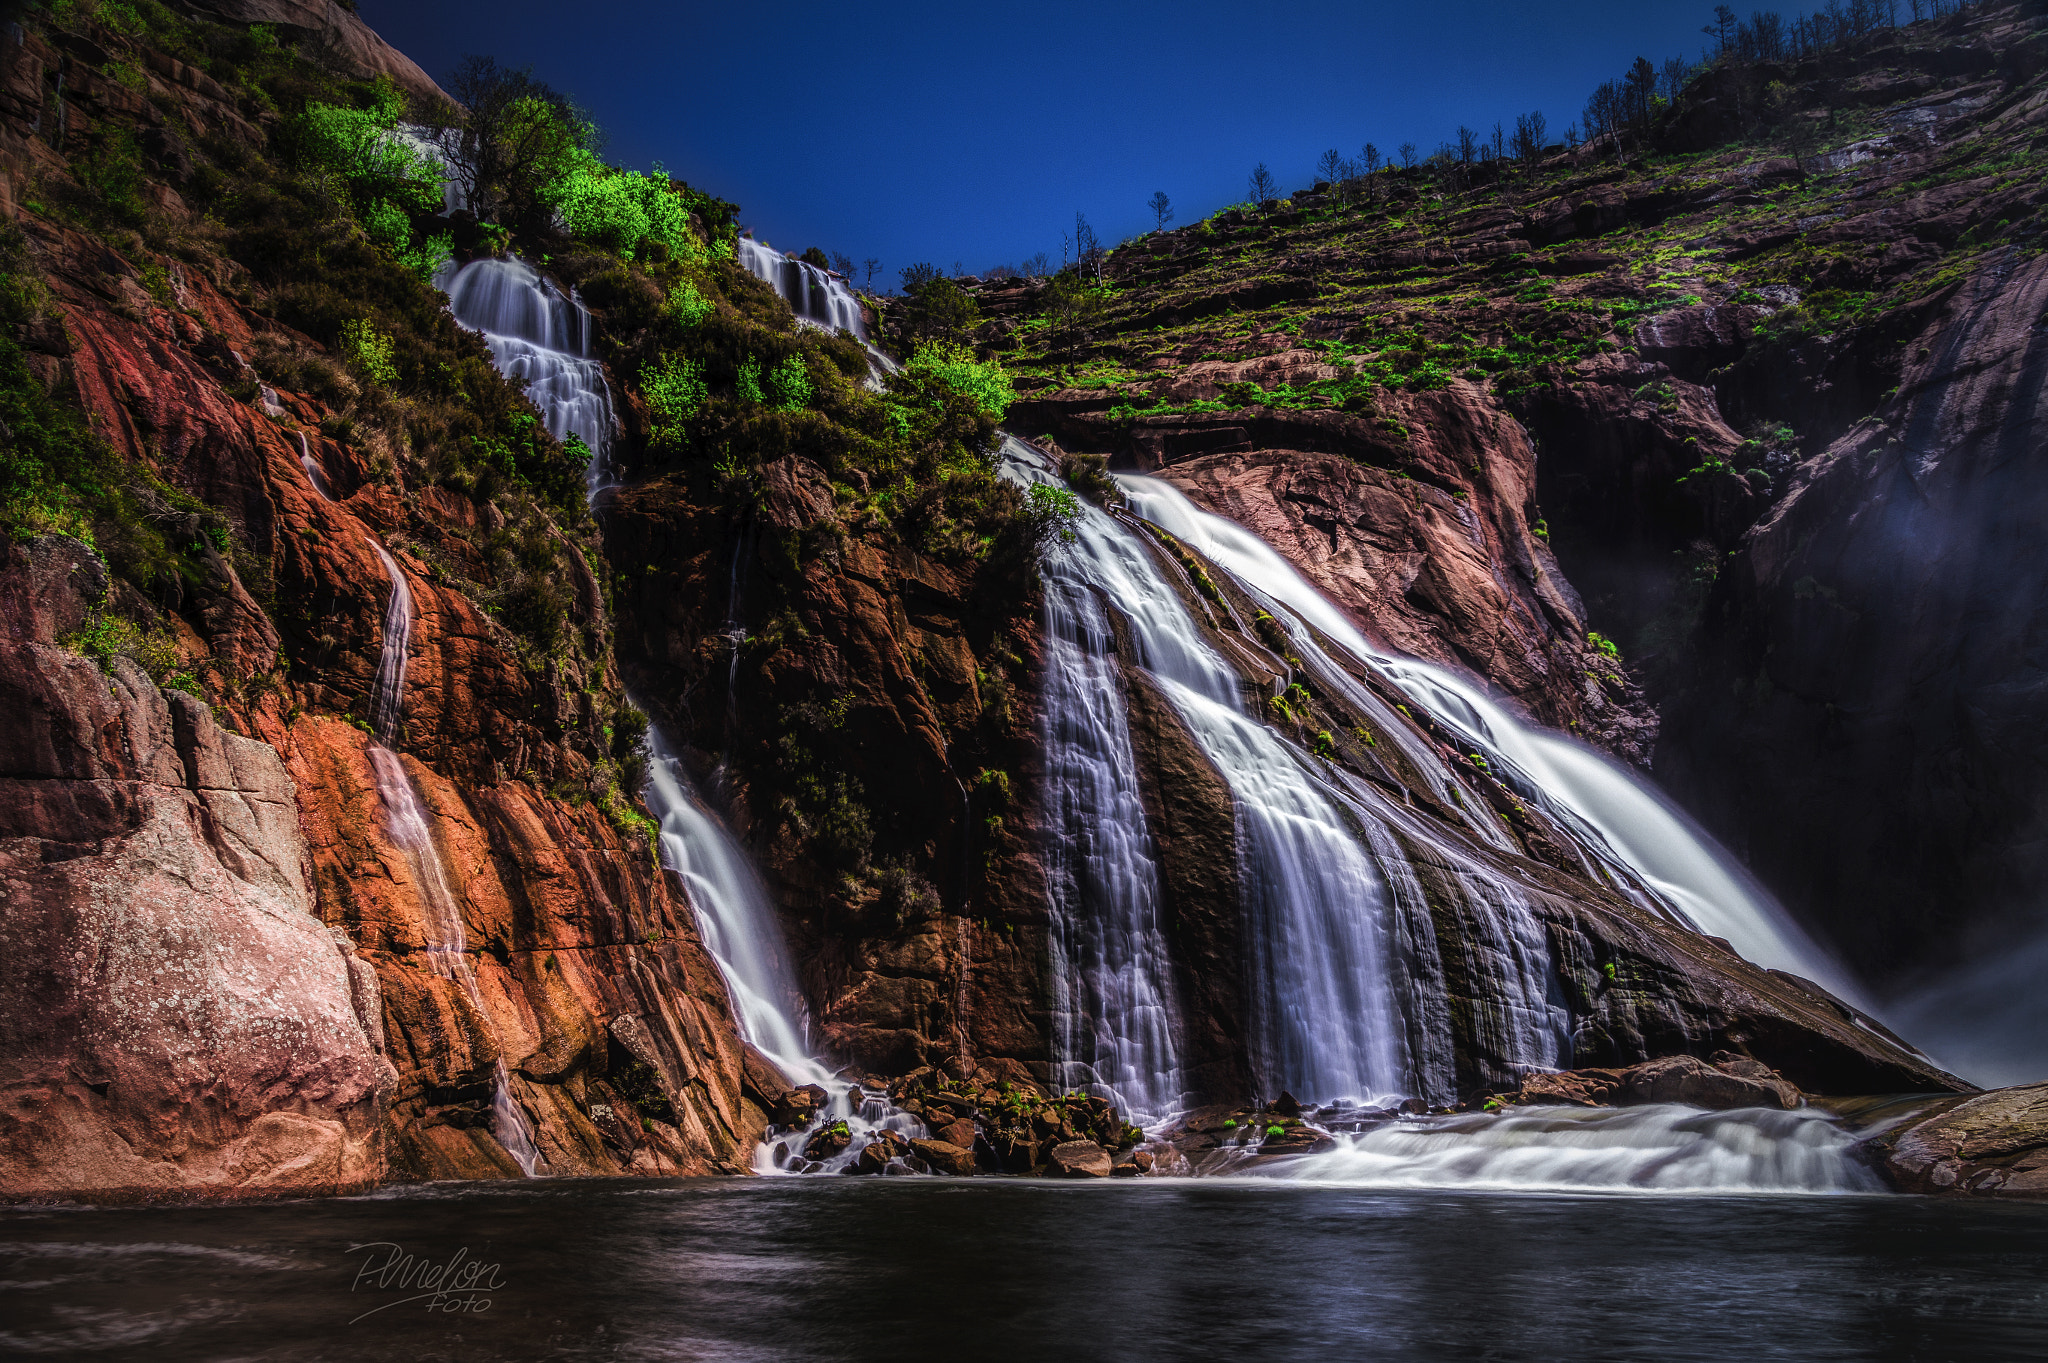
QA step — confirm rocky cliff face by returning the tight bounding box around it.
[0,8,769,1199]
[974,0,2048,1081]
[0,0,2026,1205]
[0,537,388,1202]
[601,455,1057,1084]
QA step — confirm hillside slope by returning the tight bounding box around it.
[971,0,2048,1055]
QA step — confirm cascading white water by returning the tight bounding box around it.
[438,252,914,1171]
[364,542,544,1176]
[294,430,333,502]
[1040,551,1186,1123]
[1117,474,1859,1003]
[736,237,865,338]
[1268,1104,1879,1193]
[441,257,615,491]
[644,733,922,1171]
[366,542,411,741]
[1009,440,1412,1108]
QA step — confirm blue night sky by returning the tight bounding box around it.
[358,2,1759,284]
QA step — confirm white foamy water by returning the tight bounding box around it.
[1008,440,1411,1109]
[1117,474,1858,1003]
[1269,1105,1878,1194]
[736,236,866,338]
[441,257,614,491]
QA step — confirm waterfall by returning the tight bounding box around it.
[1117,474,1860,1004]
[441,257,615,491]
[365,543,544,1176]
[440,252,915,1172]
[366,542,411,743]
[1009,440,1412,1108]
[736,237,866,338]
[1041,550,1186,1123]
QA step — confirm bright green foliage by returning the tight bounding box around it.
[338,319,398,386]
[668,279,713,328]
[641,353,706,446]
[906,342,1014,421]
[546,151,697,259]
[766,353,812,411]
[1265,1124,1286,1137]
[1024,484,1081,549]
[1588,631,1621,660]
[395,231,454,285]
[296,85,449,284]
[298,88,441,210]
[735,356,765,404]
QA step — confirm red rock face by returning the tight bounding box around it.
[0,540,388,1201]
[0,142,768,1196]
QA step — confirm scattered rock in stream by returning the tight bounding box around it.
[1505,1053,1803,1112]
[769,1064,1149,1177]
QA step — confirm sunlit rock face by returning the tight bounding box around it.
[0,539,388,1202]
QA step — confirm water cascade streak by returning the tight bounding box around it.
[365,543,544,1176]
[1041,558,1186,1123]
[441,258,614,492]
[1007,440,1410,1107]
[1118,475,1857,1002]
[736,238,866,338]
[294,430,333,502]
[443,254,911,1172]
[1271,1104,1878,1193]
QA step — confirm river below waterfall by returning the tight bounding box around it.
[4,1178,2041,1361]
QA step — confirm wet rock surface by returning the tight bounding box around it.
[1508,1053,1803,1112]
[1873,1082,2048,1199]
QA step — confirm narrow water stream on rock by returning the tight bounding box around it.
[364,539,545,1177]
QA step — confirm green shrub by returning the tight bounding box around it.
[668,279,713,328]
[1023,484,1080,550]
[338,319,398,386]
[641,353,706,446]
[906,342,1015,421]
[546,152,696,260]
[765,353,812,411]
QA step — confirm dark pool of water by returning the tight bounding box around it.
[3,1179,2044,1361]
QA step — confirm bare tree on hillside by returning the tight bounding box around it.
[1704,4,1737,54]
[862,257,880,288]
[1023,251,1051,278]
[1490,121,1507,166]
[1315,148,1345,187]
[830,251,853,278]
[1398,141,1418,171]
[1625,56,1657,134]
[1149,190,1174,230]
[1075,211,1104,282]
[1513,111,1548,167]
[1248,162,1278,203]
[1660,56,1691,102]
[1455,125,1479,169]
[1585,80,1624,161]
